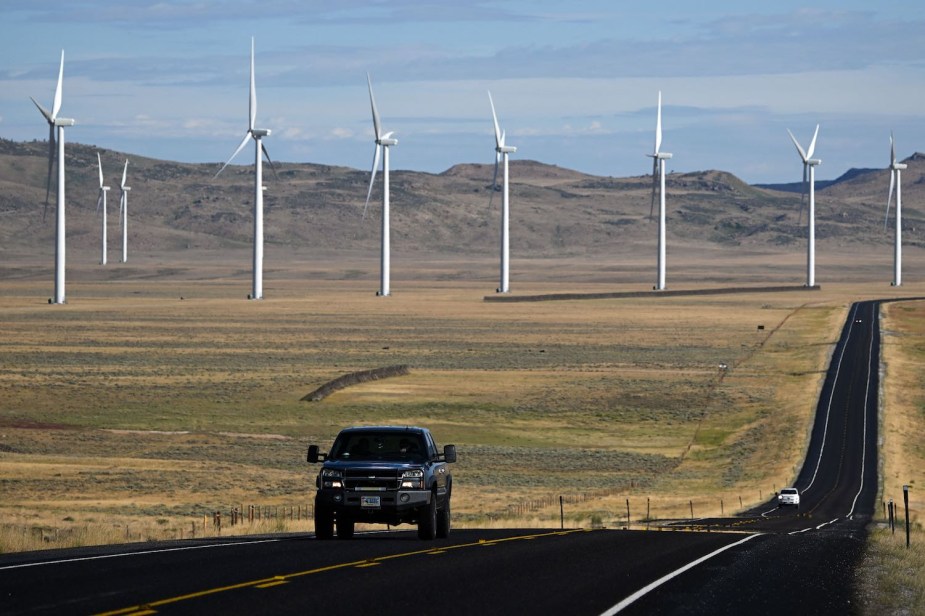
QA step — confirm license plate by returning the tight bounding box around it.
[361,496,381,509]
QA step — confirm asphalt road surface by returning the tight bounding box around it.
[0,300,894,615]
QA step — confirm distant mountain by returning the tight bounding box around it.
[754,166,882,194]
[0,138,922,263]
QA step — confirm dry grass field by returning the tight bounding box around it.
[1,246,922,556]
[857,301,925,614]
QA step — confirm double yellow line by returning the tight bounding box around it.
[97,529,586,615]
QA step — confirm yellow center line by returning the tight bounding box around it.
[95,530,586,615]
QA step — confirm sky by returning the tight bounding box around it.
[2,0,925,184]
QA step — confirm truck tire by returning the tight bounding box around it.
[315,506,334,540]
[436,496,451,538]
[417,493,437,540]
[336,518,355,539]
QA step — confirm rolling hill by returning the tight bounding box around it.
[1,138,922,265]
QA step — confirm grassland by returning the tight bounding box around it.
[0,250,922,616]
[856,300,925,614]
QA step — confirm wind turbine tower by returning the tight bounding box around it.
[787,125,821,288]
[30,50,75,304]
[96,154,110,265]
[118,160,130,263]
[364,73,398,297]
[215,37,274,300]
[885,132,906,286]
[646,92,672,291]
[488,91,517,293]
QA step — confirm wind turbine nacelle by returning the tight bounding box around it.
[54,118,76,127]
[252,128,271,137]
[379,137,398,146]
[893,163,908,171]
[807,158,821,166]
[499,146,517,154]
[657,152,672,160]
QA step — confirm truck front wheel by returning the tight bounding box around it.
[417,494,437,540]
[436,496,451,538]
[315,506,334,540]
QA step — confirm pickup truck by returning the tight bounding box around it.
[307,426,456,540]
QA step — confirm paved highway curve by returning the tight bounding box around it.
[0,300,906,615]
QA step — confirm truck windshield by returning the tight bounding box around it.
[331,432,427,461]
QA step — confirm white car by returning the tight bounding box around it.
[778,487,800,507]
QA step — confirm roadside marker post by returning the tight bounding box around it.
[903,485,911,549]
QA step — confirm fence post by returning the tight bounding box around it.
[889,500,894,534]
[720,499,724,516]
[646,497,650,530]
[626,499,631,526]
[559,496,564,530]
[904,485,911,549]
[689,500,694,521]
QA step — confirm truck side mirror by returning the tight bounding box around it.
[307,445,321,463]
[443,444,457,464]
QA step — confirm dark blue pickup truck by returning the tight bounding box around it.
[307,426,456,540]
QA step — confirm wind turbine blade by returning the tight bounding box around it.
[214,133,252,178]
[249,37,256,132]
[43,124,55,218]
[806,124,819,159]
[363,144,381,218]
[121,159,129,189]
[30,96,53,123]
[119,191,125,224]
[367,73,381,139]
[97,192,104,214]
[885,170,895,231]
[488,91,502,147]
[654,91,663,155]
[261,142,279,179]
[52,50,64,120]
[890,131,896,166]
[489,152,500,210]
[787,129,808,162]
[97,153,104,188]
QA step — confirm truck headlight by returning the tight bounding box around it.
[401,469,424,489]
[321,468,343,489]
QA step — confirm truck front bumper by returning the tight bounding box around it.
[316,489,431,517]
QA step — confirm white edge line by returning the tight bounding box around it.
[0,537,281,571]
[599,533,764,616]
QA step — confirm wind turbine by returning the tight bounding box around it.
[884,131,906,286]
[363,73,397,297]
[118,159,130,263]
[30,50,75,304]
[96,154,110,265]
[488,91,517,294]
[787,125,821,288]
[215,37,274,300]
[646,91,671,291]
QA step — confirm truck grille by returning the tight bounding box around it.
[344,469,401,491]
